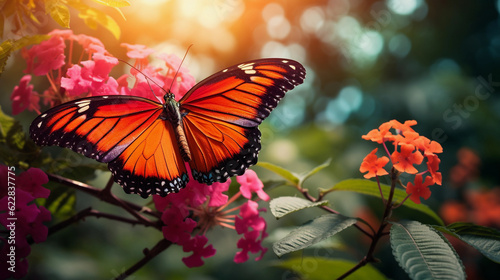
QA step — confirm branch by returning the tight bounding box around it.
[47,173,161,220]
[114,239,172,280]
[46,207,161,239]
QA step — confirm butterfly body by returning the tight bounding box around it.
[162,92,192,162]
[30,58,305,198]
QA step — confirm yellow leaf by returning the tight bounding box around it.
[0,40,14,74]
[90,0,130,8]
[45,0,71,28]
[70,1,121,39]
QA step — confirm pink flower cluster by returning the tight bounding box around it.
[11,29,196,115]
[153,168,269,267]
[0,165,51,279]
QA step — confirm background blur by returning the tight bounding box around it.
[2,0,500,279]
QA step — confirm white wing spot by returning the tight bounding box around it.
[102,96,109,99]
[77,105,89,113]
[75,100,90,105]
[289,65,296,70]
[245,70,257,75]
[222,69,228,73]
[282,60,289,63]
[41,113,47,118]
[238,63,255,69]
[37,121,43,128]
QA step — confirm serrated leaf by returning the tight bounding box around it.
[45,0,71,28]
[270,196,328,219]
[329,179,444,225]
[273,214,357,257]
[257,161,299,185]
[390,221,465,280]
[298,158,331,184]
[0,39,14,74]
[435,222,500,263]
[274,257,388,280]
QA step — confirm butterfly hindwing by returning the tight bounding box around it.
[180,58,305,183]
[30,96,188,198]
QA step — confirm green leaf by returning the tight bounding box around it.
[273,214,357,257]
[390,221,465,280]
[269,196,328,219]
[434,222,500,263]
[0,106,26,150]
[257,161,299,185]
[274,257,387,280]
[45,0,71,28]
[45,185,76,219]
[298,158,331,184]
[329,179,444,225]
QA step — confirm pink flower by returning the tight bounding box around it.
[234,230,268,263]
[122,43,155,68]
[181,235,216,268]
[61,52,119,97]
[73,33,106,56]
[0,165,51,280]
[10,75,40,115]
[22,36,66,76]
[157,53,196,98]
[237,169,270,201]
[160,208,196,244]
[235,200,266,234]
[153,169,269,267]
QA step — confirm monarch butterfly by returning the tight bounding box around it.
[30,58,305,198]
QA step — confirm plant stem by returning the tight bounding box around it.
[338,168,398,279]
[299,187,373,238]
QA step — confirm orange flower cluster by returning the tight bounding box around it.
[360,120,443,204]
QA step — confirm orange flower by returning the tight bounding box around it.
[415,136,443,156]
[393,130,420,147]
[362,122,393,143]
[426,154,442,185]
[389,119,417,133]
[391,144,424,174]
[406,175,433,204]
[360,148,389,179]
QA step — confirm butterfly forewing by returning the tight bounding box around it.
[30,96,188,198]
[180,58,305,184]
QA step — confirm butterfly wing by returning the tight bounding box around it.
[30,96,188,198]
[180,58,306,184]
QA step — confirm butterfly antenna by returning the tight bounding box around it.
[168,44,193,94]
[118,58,164,103]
